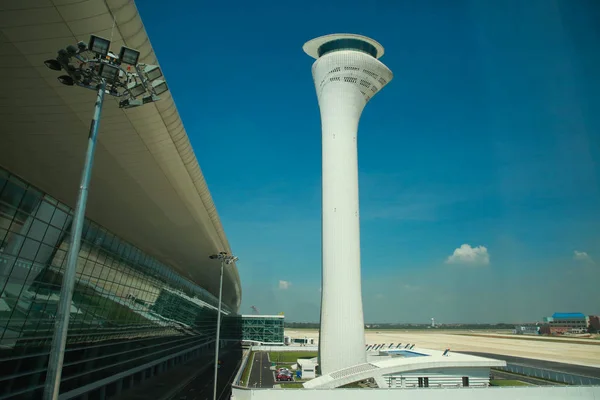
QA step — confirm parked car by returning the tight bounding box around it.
[276,371,293,381]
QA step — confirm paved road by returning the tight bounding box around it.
[490,369,555,386]
[170,347,242,400]
[459,351,600,378]
[248,352,275,388]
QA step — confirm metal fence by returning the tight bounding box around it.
[496,364,600,386]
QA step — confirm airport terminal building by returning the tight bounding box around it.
[0,1,241,399]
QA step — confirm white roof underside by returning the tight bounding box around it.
[304,348,506,388]
[0,0,241,311]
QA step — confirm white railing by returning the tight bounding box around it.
[233,348,252,386]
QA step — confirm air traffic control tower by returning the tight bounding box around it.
[304,34,393,374]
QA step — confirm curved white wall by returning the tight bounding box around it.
[311,50,393,374]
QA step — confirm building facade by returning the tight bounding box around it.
[514,325,540,335]
[303,34,393,375]
[302,347,505,389]
[382,367,491,388]
[0,1,242,398]
[589,316,600,333]
[542,313,589,335]
[0,167,241,399]
[241,315,284,344]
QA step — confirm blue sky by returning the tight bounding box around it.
[138,0,600,323]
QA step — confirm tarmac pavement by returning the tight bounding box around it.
[460,351,600,378]
[248,352,275,388]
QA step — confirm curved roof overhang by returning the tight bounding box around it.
[0,0,241,311]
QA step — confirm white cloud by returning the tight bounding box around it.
[574,250,594,264]
[446,244,490,266]
[278,280,291,290]
[403,284,421,291]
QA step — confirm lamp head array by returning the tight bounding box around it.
[209,252,238,264]
[44,35,169,109]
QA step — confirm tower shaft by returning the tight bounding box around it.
[311,49,392,374]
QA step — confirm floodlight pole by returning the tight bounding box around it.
[43,79,107,400]
[213,257,225,400]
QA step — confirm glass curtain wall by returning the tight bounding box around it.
[0,166,233,398]
[242,316,284,343]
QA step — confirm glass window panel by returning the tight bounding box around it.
[81,220,90,239]
[42,225,62,246]
[20,188,42,215]
[75,255,87,275]
[128,247,136,263]
[0,261,12,279]
[118,242,128,258]
[110,236,119,253]
[50,208,68,230]
[96,250,107,265]
[99,229,110,248]
[8,209,30,235]
[19,238,42,261]
[86,243,100,260]
[132,248,140,263]
[8,259,33,285]
[85,223,99,243]
[0,168,8,188]
[0,180,26,209]
[27,219,49,242]
[52,248,67,268]
[35,201,55,223]
[0,204,17,231]
[79,258,95,277]
[4,233,25,256]
[35,243,54,263]
[8,174,27,188]
[0,227,7,248]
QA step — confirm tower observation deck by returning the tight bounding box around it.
[304,34,393,375]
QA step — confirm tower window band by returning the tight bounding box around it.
[317,38,378,58]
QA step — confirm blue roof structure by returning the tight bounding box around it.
[552,313,586,319]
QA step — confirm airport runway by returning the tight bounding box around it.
[248,351,275,388]
[460,351,600,378]
[286,329,600,368]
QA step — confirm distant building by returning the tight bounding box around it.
[589,316,600,332]
[297,358,318,379]
[241,314,284,344]
[514,325,540,335]
[542,313,589,335]
[292,337,316,345]
[302,347,506,389]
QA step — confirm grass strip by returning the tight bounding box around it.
[490,379,531,386]
[268,351,318,363]
[240,351,254,386]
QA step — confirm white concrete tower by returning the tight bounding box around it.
[303,34,393,374]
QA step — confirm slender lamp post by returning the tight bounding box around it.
[42,35,169,400]
[209,251,238,400]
